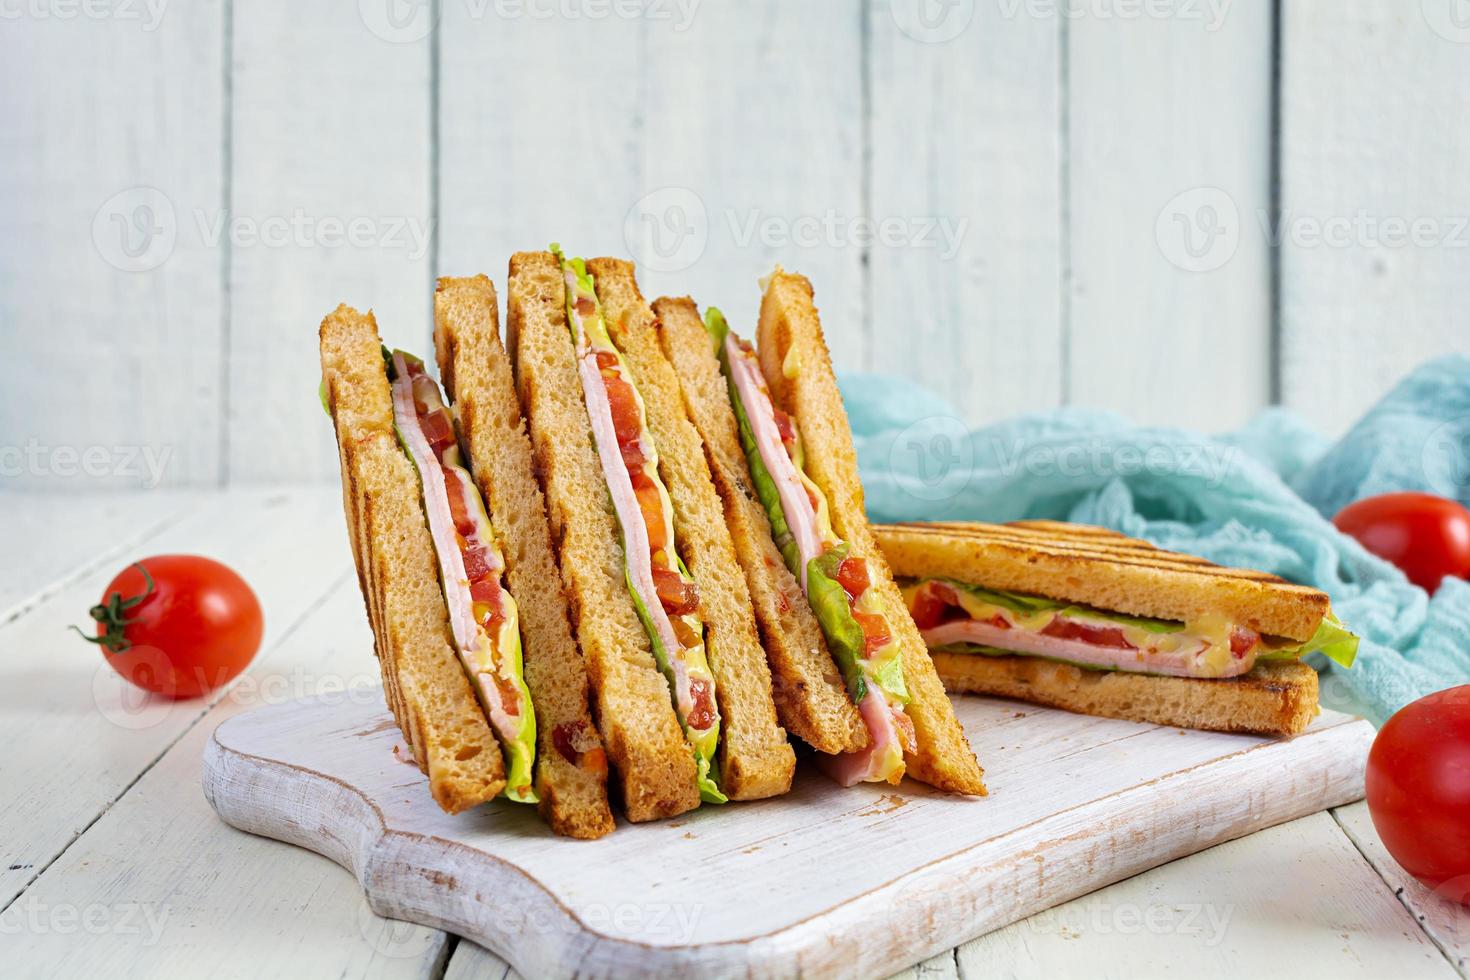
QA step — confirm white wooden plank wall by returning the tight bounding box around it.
[0,4,225,489]
[2,1,1464,489]
[1067,0,1274,432]
[228,0,435,483]
[869,0,1064,422]
[1280,1,1470,435]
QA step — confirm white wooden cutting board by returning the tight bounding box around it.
[203,693,1372,979]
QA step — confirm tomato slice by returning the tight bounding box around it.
[419,409,456,453]
[634,479,668,552]
[446,481,477,536]
[687,677,716,731]
[1040,616,1135,650]
[853,610,892,656]
[773,407,796,444]
[576,296,596,319]
[652,565,699,617]
[620,438,645,473]
[1230,625,1260,658]
[462,544,495,581]
[603,373,643,446]
[835,556,870,601]
[907,581,964,630]
[493,673,521,717]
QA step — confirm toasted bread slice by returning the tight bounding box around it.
[589,261,796,801]
[756,271,987,796]
[933,654,1319,736]
[506,251,700,822]
[653,295,867,755]
[433,275,615,839]
[319,303,506,813]
[874,521,1330,642]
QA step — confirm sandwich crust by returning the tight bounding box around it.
[933,654,1319,736]
[506,251,700,822]
[591,261,795,801]
[653,295,866,755]
[756,271,988,795]
[320,303,506,813]
[434,275,615,839]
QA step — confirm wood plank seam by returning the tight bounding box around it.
[1329,806,1468,977]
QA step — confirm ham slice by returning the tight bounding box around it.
[819,687,903,787]
[388,355,520,740]
[921,617,1256,679]
[568,285,692,715]
[726,336,824,589]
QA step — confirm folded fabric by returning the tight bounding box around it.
[841,355,1470,725]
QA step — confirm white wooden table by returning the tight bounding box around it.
[3,487,1465,978]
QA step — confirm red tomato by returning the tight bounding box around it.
[1333,492,1470,594]
[835,556,871,601]
[1366,686,1470,903]
[78,556,263,699]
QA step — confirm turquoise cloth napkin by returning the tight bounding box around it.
[841,355,1470,725]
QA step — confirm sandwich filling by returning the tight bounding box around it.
[708,307,913,786]
[388,351,537,802]
[902,577,1360,678]
[554,248,725,804]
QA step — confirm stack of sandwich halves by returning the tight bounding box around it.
[319,250,988,838]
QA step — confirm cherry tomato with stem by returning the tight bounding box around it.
[75,556,264,699]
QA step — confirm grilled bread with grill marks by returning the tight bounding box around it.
[875,520,1331,736]
[875,520,1330,642]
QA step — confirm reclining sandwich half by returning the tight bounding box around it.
[875,520,1359,736]
[506,248,794,822]
[320,298,613,837]
[653,270,987,796]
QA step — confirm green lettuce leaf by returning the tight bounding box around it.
[625,568,726,805]
[495,624,539,804]
[806,545,869,705]
[704,305,731,355]
[1257,613,1359,668]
